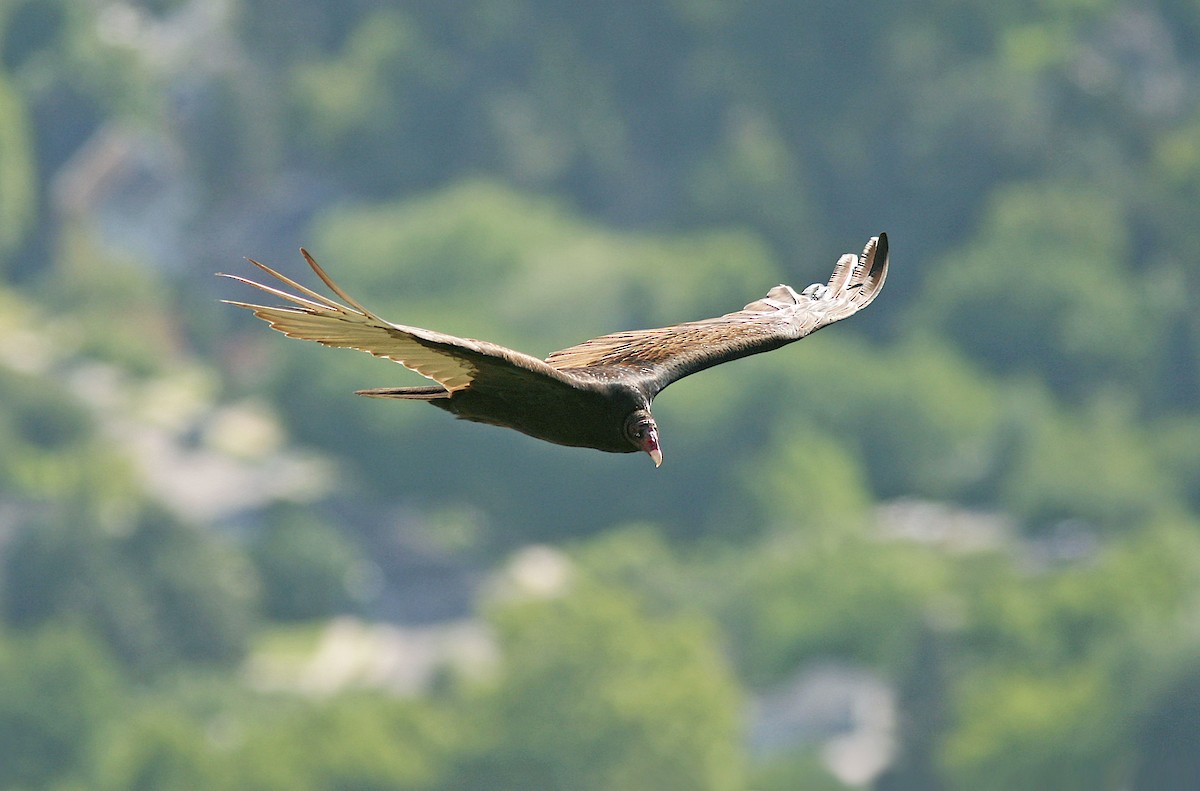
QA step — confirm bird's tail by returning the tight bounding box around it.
[355,385,451,400]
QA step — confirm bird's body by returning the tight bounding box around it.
[434,381,644,453]
[222,234,889,466]
[364,377,645,453]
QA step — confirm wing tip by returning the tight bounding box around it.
[869,231,889,280]
[867,232,888,276]
[815,232,890,318]
[850,231,889,307]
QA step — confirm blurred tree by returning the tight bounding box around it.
[287,8,471,195]
[720,527,949,686]
[450,578,744,791]
[911,182,1159,399]
[765,337,1004,502]
[250,505,363,621]
[0,363,96,498]
[875,626,948,791]
[1154,416,1200,513]
[97,707,233,791]
[939,665,1124,790]
[232,694,452,791]
[932,519,1200,789]
[48,228,189,373]
[999,397,1177,533]
[0,626,121,789]
[0,66,35,263]
[3,499,258,674]
[1130,670,1200,790]
[738,423,871,531]
[96,690,453,791]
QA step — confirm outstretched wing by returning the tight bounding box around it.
[545,233,889,395]
[221,249,587,397]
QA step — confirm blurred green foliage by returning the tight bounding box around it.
[0,68,34,259]
[1,0,1200,789]
[0,627,120,789]
[451,580,743,791]
[250,506,363,621]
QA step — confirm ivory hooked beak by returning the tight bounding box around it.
[642,429,663,468]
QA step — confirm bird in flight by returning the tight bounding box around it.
[222,234,888,467]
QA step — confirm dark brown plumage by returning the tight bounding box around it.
[221,233,889,466]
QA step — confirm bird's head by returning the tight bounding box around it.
[624,411,662,467]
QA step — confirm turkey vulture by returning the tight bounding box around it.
[222,233,888,467]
